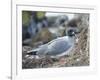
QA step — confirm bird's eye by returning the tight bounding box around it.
[67,29,76,37]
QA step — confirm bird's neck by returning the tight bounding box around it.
[64,35,75,39]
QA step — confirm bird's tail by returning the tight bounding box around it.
[26,48,39,55]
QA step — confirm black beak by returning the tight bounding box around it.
[75,31,80,34]
[26,51,37,55]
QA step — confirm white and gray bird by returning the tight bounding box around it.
[27,28,79,59]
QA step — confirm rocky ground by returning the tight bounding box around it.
[22,28,89,69]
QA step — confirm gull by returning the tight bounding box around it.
[27,28,79,59]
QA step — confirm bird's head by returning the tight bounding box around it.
[67,28,80,37]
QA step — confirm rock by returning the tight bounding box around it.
[32,28,54,45]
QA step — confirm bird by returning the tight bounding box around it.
[26,28,79,59]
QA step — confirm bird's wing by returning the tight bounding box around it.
[47,36,68,45]
[35,44,48,55]
[47,37,72,56]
